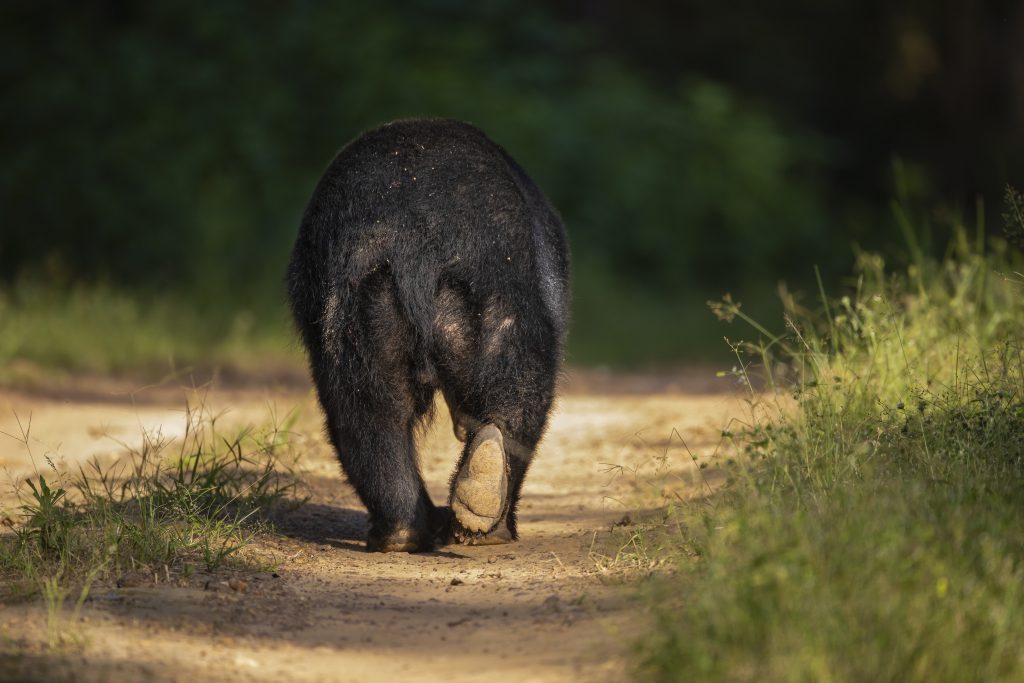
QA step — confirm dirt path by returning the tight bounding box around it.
[0,374,743,682]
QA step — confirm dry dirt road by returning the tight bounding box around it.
[0,371,744,683]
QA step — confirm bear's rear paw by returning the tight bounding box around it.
[450,424,510,539]
[366,524,431,553]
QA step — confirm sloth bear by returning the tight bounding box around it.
[287,119,570,552]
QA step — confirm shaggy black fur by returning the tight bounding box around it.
[287,119,570,552]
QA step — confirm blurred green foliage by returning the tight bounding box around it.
[1,1,1020,367]
[0,283,296,384]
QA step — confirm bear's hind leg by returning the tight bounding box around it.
[320,408,436,552]
[311,273,441,553]
[440,305,558,545]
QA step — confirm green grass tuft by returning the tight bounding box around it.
[0,397,304,616]
[636,208,1024,681]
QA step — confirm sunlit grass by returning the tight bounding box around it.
[636,209,1024,681]
[0,396,304,644]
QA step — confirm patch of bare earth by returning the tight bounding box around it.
[0,372,744,682]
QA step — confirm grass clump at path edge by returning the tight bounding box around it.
[0,397,303,625]
[637,202,1024,681]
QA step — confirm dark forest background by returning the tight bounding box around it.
[2,1,1022,368]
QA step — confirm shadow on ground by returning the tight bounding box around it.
[271,501,369,552]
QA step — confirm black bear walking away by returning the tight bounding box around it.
[287,119,570,552]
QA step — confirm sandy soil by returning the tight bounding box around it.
[0,372,744,682]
